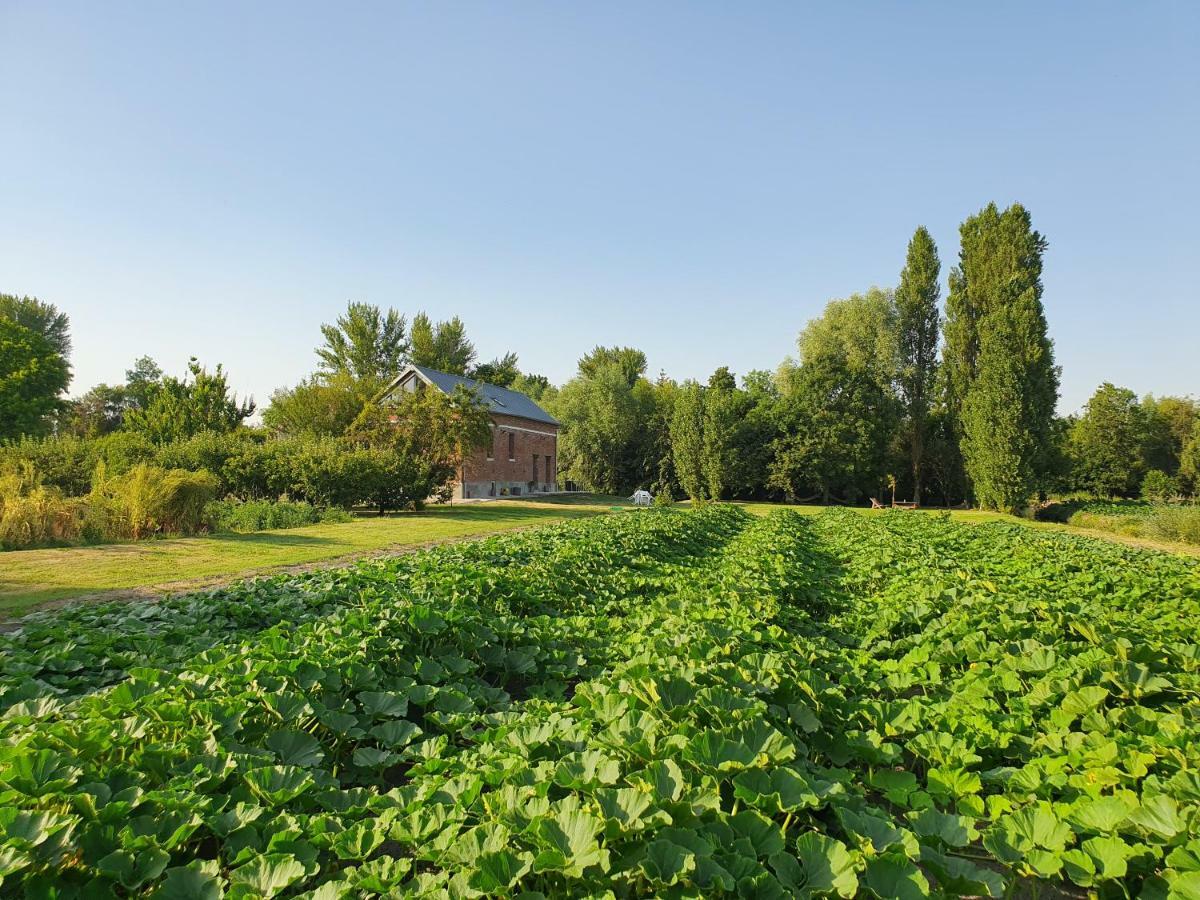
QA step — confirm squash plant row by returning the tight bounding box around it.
[0,506,737,713]
[1,506,1198,897]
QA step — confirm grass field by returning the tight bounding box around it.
[0,496,619,617]
[2,505,1197,896]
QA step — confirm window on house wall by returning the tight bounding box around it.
[547,455,553,483]
[508,432,515,461]
[532,454,539,483]
[486,426,495,460]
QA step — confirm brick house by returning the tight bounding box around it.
[382,364,559,500]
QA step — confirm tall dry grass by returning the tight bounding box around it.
[0,461,218,549]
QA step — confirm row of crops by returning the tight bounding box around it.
[1,506,1198,897]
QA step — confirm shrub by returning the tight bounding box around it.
[205,498,352,533]
[0,432,157,496]
[0,436,97,496]
[1141,505,1200,545]
[152,430,275,498]
[1141,469,1178,502]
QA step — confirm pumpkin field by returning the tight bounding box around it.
[1,506,1198,898]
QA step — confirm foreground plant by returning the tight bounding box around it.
[0,505,1197,896]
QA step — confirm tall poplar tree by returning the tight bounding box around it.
[670,381,707,502]
[894,227,941,504]
[944,203,1059,511]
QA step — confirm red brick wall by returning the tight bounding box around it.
[458,413,558,498]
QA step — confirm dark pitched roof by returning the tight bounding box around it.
[400,364,559,426]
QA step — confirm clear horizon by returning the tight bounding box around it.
[2,2,1197,416]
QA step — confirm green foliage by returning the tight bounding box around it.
[797,287,898,390]
[0,293,72,361]
[1140,504,1200,545]
[0,463,87,549]
[61,383,132,437]
[948,203,1059,510]
[1069,383,1146,497]
[469,352,521,387]
[508,371,551,401]
[262,371,380,438]
[577,346,647,387]
[124,356,164,409]
[124,358,254,444]
[702,376,738,501]
[89,463,219,539]
[1181,419,1200,494]
[204,498,352,533]
[1041,498,1200,546]
[316,301,408,380]
[1,506,1198,895]
[0,318,70,440]
[550,361,657,494]
[670,381,706,501]
[350,385,492,512]
[1141,469,1178,502]
[0,461,218,548]
[770,293,899,504]
[409,312,476,374]
[895,226,941,504]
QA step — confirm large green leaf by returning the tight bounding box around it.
[863,853,929,900]
[152,861,224,900]
[228,852,307,899]
[265,731,324,768]
[771,832,859,898]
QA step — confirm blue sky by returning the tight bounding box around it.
[1,2,1197,415]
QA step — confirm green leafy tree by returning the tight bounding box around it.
[548,363,649,493]
[895,226,941,504]
[124,359,254,443]
[1179,419,1200,496]
[669,380,706,502]
[0,318,71,439]
[768,356,892,503]
[648,373,679,498]
[350,384,492,511]
[409,312,476,374]
[577,346,648,387]
[124,356,163,410]
[317,302,408,380]
[63,384,133,437]
[1140,395,1198,476]
[509,372,551,401]
[1068,383,1146,497]
[727,370,781,499]
[470,352,521,387]
[0,294,72,362]
[770,289,898,503]
[263,371,381,437]
[701,369,738,500]
[797,288,898,390]
[945,203,1059,510]
[1141,469,1178,502]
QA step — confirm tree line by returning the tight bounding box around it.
[539,204,1197,510]
[3,201,1198,514]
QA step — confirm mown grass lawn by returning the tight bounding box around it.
[0,498,621,617]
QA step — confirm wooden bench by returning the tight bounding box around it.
[892,501,919,510]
